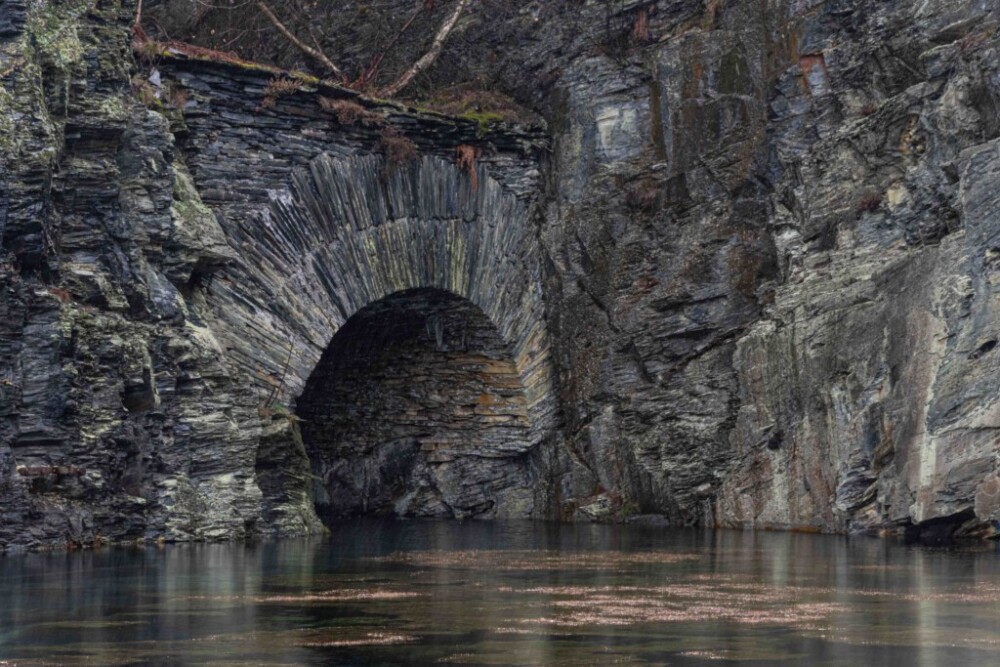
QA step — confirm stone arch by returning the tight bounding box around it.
[204,153,555,523]
[278,154,554,441]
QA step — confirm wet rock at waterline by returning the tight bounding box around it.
[2,0,1000,549]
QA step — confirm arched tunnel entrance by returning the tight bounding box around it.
[296,288,538,522]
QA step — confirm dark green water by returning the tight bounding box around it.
[1,521,1000,666]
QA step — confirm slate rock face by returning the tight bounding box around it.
[0,0,556,549]
[714,0,1000,539]
[0,0,26,39]
[433,0,1000,537]
[2,0,1000,549]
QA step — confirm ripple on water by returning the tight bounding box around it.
[3,522,1000,665]
[369,549,702,570]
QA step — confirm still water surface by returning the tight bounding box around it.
[1,520,1000,666]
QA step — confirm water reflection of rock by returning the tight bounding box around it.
[2,524,1000,664]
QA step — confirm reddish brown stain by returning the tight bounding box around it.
[799,53,827,95]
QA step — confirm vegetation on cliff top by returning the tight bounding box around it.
[136,0,538,123]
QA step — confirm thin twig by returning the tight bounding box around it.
[379,0,471,98]
[256,1,347,81]
[358,2,426,89]
[266,339,296,409]
[132,0,148,43]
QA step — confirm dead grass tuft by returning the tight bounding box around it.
[260,76,301,110]
[378,127,419,166]
[626,178,661,212]
[166,85,188,109]
[857,190,882,216]
[319,97,382,126]
[456,144,479,192]
[265,76,301,97]
[132,76,158,107]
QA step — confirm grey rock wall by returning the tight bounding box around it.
[2,0,1000,549]
[716,0,1000,539]
[497,0,1000,537]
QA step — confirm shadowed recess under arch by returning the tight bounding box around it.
[297,287,537,520]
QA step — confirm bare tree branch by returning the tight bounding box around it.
[132,0,148,43]
[378,0,472,98]
[256,1,346,81]
[357,2,426,90]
